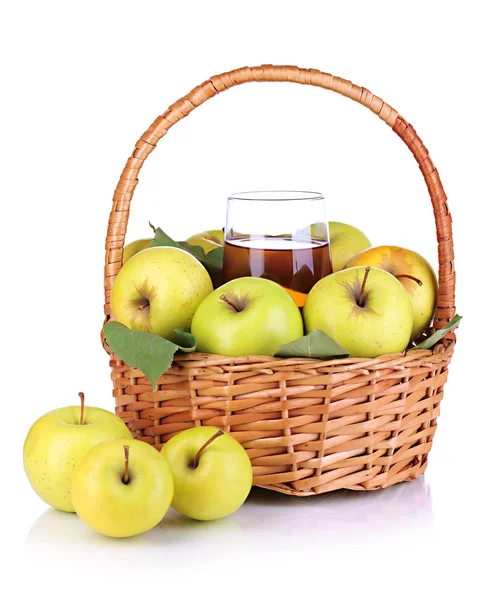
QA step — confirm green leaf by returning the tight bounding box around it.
[178,242,224,271]
[104,321,179,390]
[411,314,462,350]
[203,246,224,269]
[173,328,197,353]
[176,241,207,261]
[274,329,350,359]
[149,223,224,288]
[149,222,181,249]
[184,244,224,288]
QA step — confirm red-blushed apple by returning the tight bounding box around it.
[111,246,213,340]
[161,427,252,521]
[303,266,413,358]
[72,439,174,538]
[191,276,304,356]
[346,245,438,339]
[23,393,132,512]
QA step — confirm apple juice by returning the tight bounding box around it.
[223,237,333,307]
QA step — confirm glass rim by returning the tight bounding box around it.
[228,190,324,202]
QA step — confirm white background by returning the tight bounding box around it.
[1,1,490,597]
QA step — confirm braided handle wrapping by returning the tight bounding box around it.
[104,65,455,332]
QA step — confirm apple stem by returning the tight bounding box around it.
[193,430,224,469]
[78,392,85,425]
[358,266,371,305]
[220,294,241,312]
[395,273,423,286]
[123,445,130,484]
[138,300,150,310]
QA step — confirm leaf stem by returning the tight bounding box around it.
[193,430,224,469]
[358,267,371,305]
[138,300,150,310]
[395,273,423,286]
[220,294,241,312]
[78,392,85,425]
[123,445,130,484]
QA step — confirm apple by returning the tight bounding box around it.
[23,393,132,512]
[111,246,213,340]
[328,222,372,271]
[161,427,252,521]
[185,229,224,253]
[303,266,413,358]
[72,439,174,538]
[346,246,438,339]
[122,238,152,264]
[309,222,371,272]
[191,276,304,356]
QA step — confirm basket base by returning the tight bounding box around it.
[111,342,454,498]
[258,456,428,496]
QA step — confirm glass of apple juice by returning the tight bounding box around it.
[222,191,333,307]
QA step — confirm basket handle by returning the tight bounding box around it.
[104,64,455,332]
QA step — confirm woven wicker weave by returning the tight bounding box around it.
[103,65,456,496]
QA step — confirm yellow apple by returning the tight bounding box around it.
[346,246,438,339]
[191,277,304,356]
[309,222,371,272]
[72,439,174,538]
[23,393,132,512]
[161,427,252,521]
[111,246,213,339]
[303,266,413,358]
[185,229,224,253]
[122,238,152,263]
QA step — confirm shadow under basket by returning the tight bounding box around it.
[103,65,457,497]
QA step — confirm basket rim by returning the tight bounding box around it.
[107,339,455,371]
[174,340,453,362]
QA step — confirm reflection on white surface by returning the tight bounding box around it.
[24,478,433,575]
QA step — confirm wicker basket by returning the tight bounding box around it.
[103,65,456,497]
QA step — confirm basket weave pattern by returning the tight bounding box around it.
[104,65,456,496]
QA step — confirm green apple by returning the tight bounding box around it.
[23,393,132,512]
[191,277,304,356]
[185,229,224,253]
[111,246,213,339]
[329,222,371,271]
[122,238,152,264]
[309,222,371,272]
[303,266,413,358]
[161,427,252,521]
[346,246,438,339]
[72,439,173,538]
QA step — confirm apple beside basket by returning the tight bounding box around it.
[102,65,456,497]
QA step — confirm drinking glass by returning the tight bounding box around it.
[222,191,332,306]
